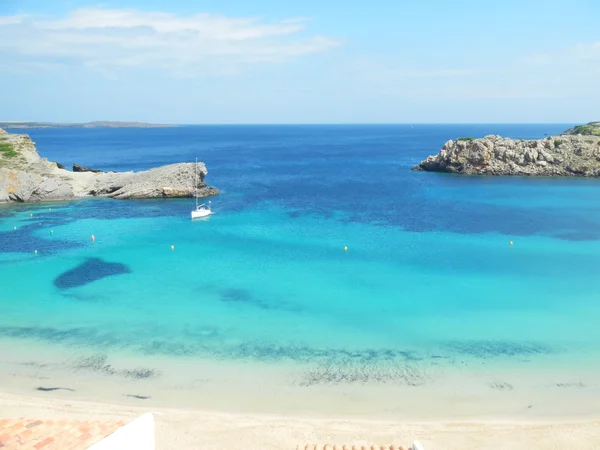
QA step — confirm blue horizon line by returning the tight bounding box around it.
[1,122,578,130]
[178,122,577,126]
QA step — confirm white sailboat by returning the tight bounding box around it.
[191,158,212,219]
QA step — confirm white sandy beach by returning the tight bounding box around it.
[1,390,600,449]
[2,340,600,448]
[1,340,599,417]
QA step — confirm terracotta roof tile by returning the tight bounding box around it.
[0,418,126,450]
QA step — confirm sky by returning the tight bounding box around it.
[0,0,598,123]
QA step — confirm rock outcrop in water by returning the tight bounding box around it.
[72,163,104,173]
[0,128,218,203]
[413,124,600,177]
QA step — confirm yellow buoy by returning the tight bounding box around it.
[170,245,175,251]
[344,246,348,252]
[509,241,513,246]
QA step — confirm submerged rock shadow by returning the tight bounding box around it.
[218,288,303,313]
[54,257,131,289]
[125,394,151,400]
[72,354,160,380]
[36,386,75,392]
[0,224,81,255]
[296,359,431,387]
[443,340,556,359]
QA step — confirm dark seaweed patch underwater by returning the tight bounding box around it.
[54,257,131,289]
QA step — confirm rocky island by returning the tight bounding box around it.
[0,128,218,203]
[413,122,600,177]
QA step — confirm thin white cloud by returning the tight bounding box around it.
[382,68,479,79]
[356,38,600,102]
[523,41,600,65]
[351,59,486,83]
[0,15,25,26]
[0,7,340,76]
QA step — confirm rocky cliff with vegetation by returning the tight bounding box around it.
[413,122,600,177]
[0,128,218,203]
[563,122,600,136]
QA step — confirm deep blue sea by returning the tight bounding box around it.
[2,124,600,411]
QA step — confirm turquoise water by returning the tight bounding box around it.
[2,124,600,388]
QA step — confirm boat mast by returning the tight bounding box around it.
[194,158,198,209]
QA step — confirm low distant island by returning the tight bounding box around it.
[0,128,217,203]
[414,122,600,177]
[0,121,176,129]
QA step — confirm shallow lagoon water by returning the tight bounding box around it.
[1,124,600,416]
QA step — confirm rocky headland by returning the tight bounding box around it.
[413,122,600,177]
[0,128,218,203]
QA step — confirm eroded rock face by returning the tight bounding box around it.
[73,163,104,173]
[6,172,75,202]
[413,134,600,177]
[88,163,219,200]
[0,128,218,203]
